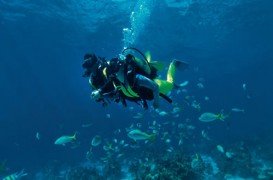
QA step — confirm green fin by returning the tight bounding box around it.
[72,132,77,140]
[154,79,174,95]
[145,51,164,71]
[217,113,228,121]
[148,134,156,141]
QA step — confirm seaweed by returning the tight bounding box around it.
[66,167,102,180]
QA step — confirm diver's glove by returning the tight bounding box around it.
[91,90,102,100]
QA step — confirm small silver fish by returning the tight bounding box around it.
[178,139,183,146]
[231,108,245,113]
[197,82,204,89]
[204,96,210,101]
[81,123,92,128]
[242,83,247,91]
[225,151,234,158]
[128,129,156,141]
[133,113,143,119]
[119,140,125,145]
[91,135,102,147]
[179,81,189,87]
[201,130,210,140]
[165,139,171,144]
[217,145,225,153]
[54,133,76,146]
[35,132,40,140]
[158,111,168,116]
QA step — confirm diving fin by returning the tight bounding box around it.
[145,51,151,62]
[172,59,189,71]
[145,51,164,71]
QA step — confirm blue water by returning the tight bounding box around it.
[1,0,273,179]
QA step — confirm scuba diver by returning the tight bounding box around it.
[82,48,188,109]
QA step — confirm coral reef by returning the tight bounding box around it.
[129,153,200,179]
[66,167,102,180]
[103,159,122,179]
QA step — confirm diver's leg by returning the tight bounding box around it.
[135,74,160,109]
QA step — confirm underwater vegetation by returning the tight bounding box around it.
[66,167,102,180]
[103,159,122,179]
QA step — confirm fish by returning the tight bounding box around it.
[187,125,195,130]
[176,89,181,94]
[106,114,111,118]
[35,132,40,140]
[127,129,156,141]
[201,130,211,140]
[81,123,92,128]
[136,123,142,128]
[242,83,247,91]
[156,109,168,116]
[54,133,76,145]
[173,114,180,118]
[114,129,121,134]
[178,139,183,146]
[231,108,245,113]
[225,151,234,158]
[91,135,102,147]
[204,96,210,101]
[133,113,143,119]
[172,107,181,114]
[179,80,189,87]
[152,130,158,134]
[191,100,201,110]
[167,147,174,153]
[116,153,124,158]
[120,140,125,145]
[216,145,225,153]
[197,82,204,89]
[103,143,113,151]
[199,112,227,122]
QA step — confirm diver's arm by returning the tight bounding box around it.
[92,77,117,99]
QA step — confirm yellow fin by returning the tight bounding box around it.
[217,113,227,121]
[145,51,164,71]
[145,51,151,62]
[148,134,156,142]
[72,132,77,140]
[154,79,174,95]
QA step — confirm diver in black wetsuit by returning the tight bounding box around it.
[82,53,153,109]
[82,48,188,109]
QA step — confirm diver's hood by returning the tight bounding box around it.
[82,53,98,77]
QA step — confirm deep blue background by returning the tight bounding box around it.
[0,0,273,173]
